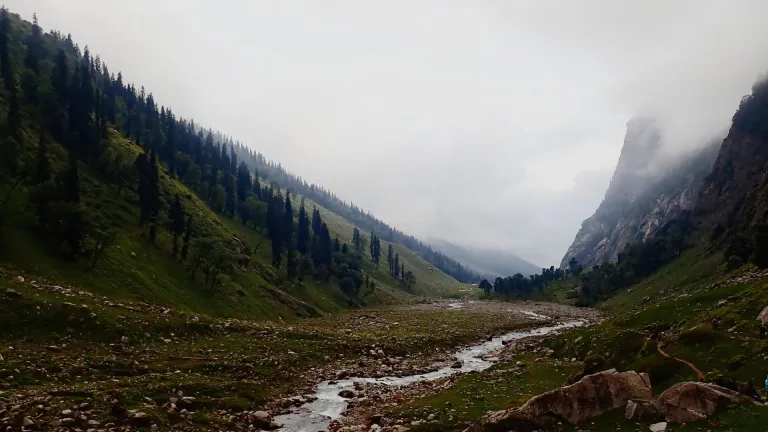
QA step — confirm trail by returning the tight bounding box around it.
[656,341,705,381]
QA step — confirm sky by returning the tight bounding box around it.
[8,0,768,266]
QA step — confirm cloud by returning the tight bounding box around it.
[8,0,768,266]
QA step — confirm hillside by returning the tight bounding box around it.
[426,237,540,279]
[561,117,719,269]
[0,9,469,322]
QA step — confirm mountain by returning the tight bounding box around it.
[0,9,471,321]
[560,117,720,269]
[427,238,540,279]
[694,78,768,267]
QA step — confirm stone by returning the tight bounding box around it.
[656,382,761,423]
[61,409,73,416]
[757,305,768,323]
[16,276,24,283]
[370,413,384,425]
[649,422,668,432]
[121,336,129,343]
[451,361,462,369]
[22,417,34,427]
[60,418,76,426]
[4,289,21,299]
[467,369,653,431]
[625,400,660,421]
[250,411,273,429]
[339,389,356,398]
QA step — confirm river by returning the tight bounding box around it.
[274,319,585,431]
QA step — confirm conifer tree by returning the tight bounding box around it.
[393,253,399,278]
[236,161,251,203]
[224,173,235,217]
[32,131,51,223]
[283,191,294,246]
[169,194,185,257]
[334,236,341,253]
[62,151,84,257]
[252,167,261,200]
[387,245,394,274]
[297,198,310,255]
[286,244,298,280]
[0,8,11,91]
[353,228,361,252]
[180,215,193,261]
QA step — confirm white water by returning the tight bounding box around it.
[275,320,584,431]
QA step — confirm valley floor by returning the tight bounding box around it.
[0,270,596,431]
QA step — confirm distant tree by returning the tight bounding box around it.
[393,253,399,278]
[297,198,310,255]
[403,270,416,289]
[180,215,193,261]
[236,161,251,203]
[479,279,493,296]
[31,132,52,224]
[400,263,405,281]
[62,152,84,257]
[298,254,316,282]
[209,184,226,212]
[334,236,341,253]
[169,194,185,257]
[0,8,12,91]
[387,244,394,274]
[353,228,362,252]
[568,257,583,276]
[340,277,356,296]
[224,173,236,217]
[341,243,349,254]
[286,244,298,280]
[283,191,294,247]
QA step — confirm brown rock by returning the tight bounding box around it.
[466,369,653,431]
[656,382,761,423]
[624,400,660,420]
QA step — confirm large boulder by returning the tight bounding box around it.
[757,305,768,323]
[466,369,653,431]
[656,382,761,423]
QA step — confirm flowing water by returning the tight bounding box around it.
[275,320,585,431]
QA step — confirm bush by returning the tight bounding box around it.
[727,354,748,371]
[678,326,717,346]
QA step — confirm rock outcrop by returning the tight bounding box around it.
[467,369,653,431]
[656,382,761,423]
[561,118,719,269]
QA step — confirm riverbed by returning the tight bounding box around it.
[274,316,585,431]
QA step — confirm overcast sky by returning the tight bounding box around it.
[9,1,768,266]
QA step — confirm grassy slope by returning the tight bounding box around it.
[2,126,441,321]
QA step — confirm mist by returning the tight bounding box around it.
[7,0,768,266]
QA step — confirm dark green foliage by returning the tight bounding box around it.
[169,194,185,257]
[283,191,293,246]
[0,8,11,91]
[333,236,341,253]
[286,245,298,280]
[297,199,310,255]
[393,253,399,278]
[353,228,361,252]
[387,244,394,274]
[236,161,251,204]
[574,219,691,305]
[180,215,193,261]
[370,232,380,267]
[479,279,492,296]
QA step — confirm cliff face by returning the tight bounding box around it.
[694,81,768,236]
[560,118,719,269]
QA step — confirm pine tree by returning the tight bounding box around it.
[180,215,193,261]
[169,194,185,257]
[32,131,51,224]
[387,245,394,274]
[341,243,349,254]
[297,198,310,255]
[353,228,361,252]
[224,173,235,217]
[393,253,399,278]
[283,191,294,246]
[334,236,341,253]
[0,8,11,91]
[286,244,298,280]
[268,190,284,267]
[401,263,405,281]
[147,151,160,242]
[62,151,84,257]
[252,167,261,200]
[236,161,251,203]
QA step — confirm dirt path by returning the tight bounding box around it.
[657,342,705,381]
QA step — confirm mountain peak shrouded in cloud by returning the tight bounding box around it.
[11,0,768,266]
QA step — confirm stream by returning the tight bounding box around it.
[274,319,585,431]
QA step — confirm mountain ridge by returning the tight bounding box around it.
[427,237,541,279]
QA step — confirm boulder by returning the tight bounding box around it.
[466,369,653,431]
[451,361,462,369]
[249,411,273,429]
[758,305,768,323]
[656,382,761,423]
[625,400,660,420]
[567,355,611,384]
[649,422,668,432]
[338,389,356,399]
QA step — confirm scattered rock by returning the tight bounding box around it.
[121,336,129,343]
[649,422,668,432]
[4,289,21,299]
[15,276,24,283]
[451,361,462,369]
[625,400,660,421]
[339,389,356,399]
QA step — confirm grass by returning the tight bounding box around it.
[395,355,579,431]
[0,124,468,322]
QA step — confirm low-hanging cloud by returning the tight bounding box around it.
[7,0,768,266]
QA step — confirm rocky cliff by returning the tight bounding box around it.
[694,79,768,237]
[560,118,719,269]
